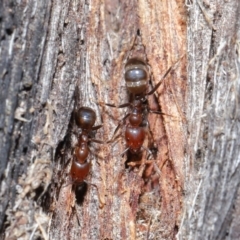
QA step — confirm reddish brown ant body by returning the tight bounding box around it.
[70,107,102,200]
[106,58,172,159]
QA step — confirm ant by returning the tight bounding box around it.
[103,58,174,166]
[69,106,103,204]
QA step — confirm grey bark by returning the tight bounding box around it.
[179,1,240,240]
[0,0,239,240]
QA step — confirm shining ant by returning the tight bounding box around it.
[104,58,173,163]
[69,106,103,203]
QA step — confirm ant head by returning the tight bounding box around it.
[75,107,96,130]
[125,127,145,153]
[125,58,149,95]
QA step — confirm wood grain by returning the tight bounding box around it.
[1,0,239,240]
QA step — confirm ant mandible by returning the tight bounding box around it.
[104,58,173,160]
[70,107,103,202]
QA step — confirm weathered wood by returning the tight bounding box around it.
[48,0,186,239]
[1,0,186,239]
[0,1,53,238]
[179,1,240,240]
[2,0,239,240]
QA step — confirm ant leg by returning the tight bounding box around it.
[73,204,80,226]
[90,138,104,144]
[115,103,131,108]
[64,157,72,169]
[152,161,161,176]
[145,122,165,180]
[144,120,157,158]
[146,56,184,96]
[88,125,104,144]
[109,113,130,141]
[105,133,129,157]
[91,114,129,145]
[98,101,130,135]
[98,100,130,141]
[148,109,176,118]
[145,216,153,240]
[83,180,98,189]
[58,158,72,190]
[83,180,105,208]
[92,124,103,131]
[119,147,129,157]
[107,132,122,144]
[108,143,129,157]
[142,145,154,160]
[98,101,130,109]
[146,66,172,96]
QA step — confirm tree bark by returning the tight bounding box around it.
[179,1,240,240]
[0,0,239,240]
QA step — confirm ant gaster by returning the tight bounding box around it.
[70,107,102,200]
[106,58,172,157]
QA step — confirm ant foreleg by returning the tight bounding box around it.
[83,180,98,189]
[90,138,104,144]
[146,56,184,96]
[107,132,122,144]
[92,124,103,131]
[148,109,175,118]
[97,101,130,139]
[98,101,130,109]
[119,147,130,157]
[146,65,172,96]
[144,120,158,159]
[82,180,105,208]
[73,204,81,226]
[111,113,130,139]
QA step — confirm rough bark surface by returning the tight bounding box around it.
[1,1,186,239]
[47,0,186,239]
[179,1,240,240]
[0,1,53,239]
[1,0,239,240]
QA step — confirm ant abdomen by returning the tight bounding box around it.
[124,58,149,95]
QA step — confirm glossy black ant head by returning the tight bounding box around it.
[124,58,149,95]
[75,107,96,130]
